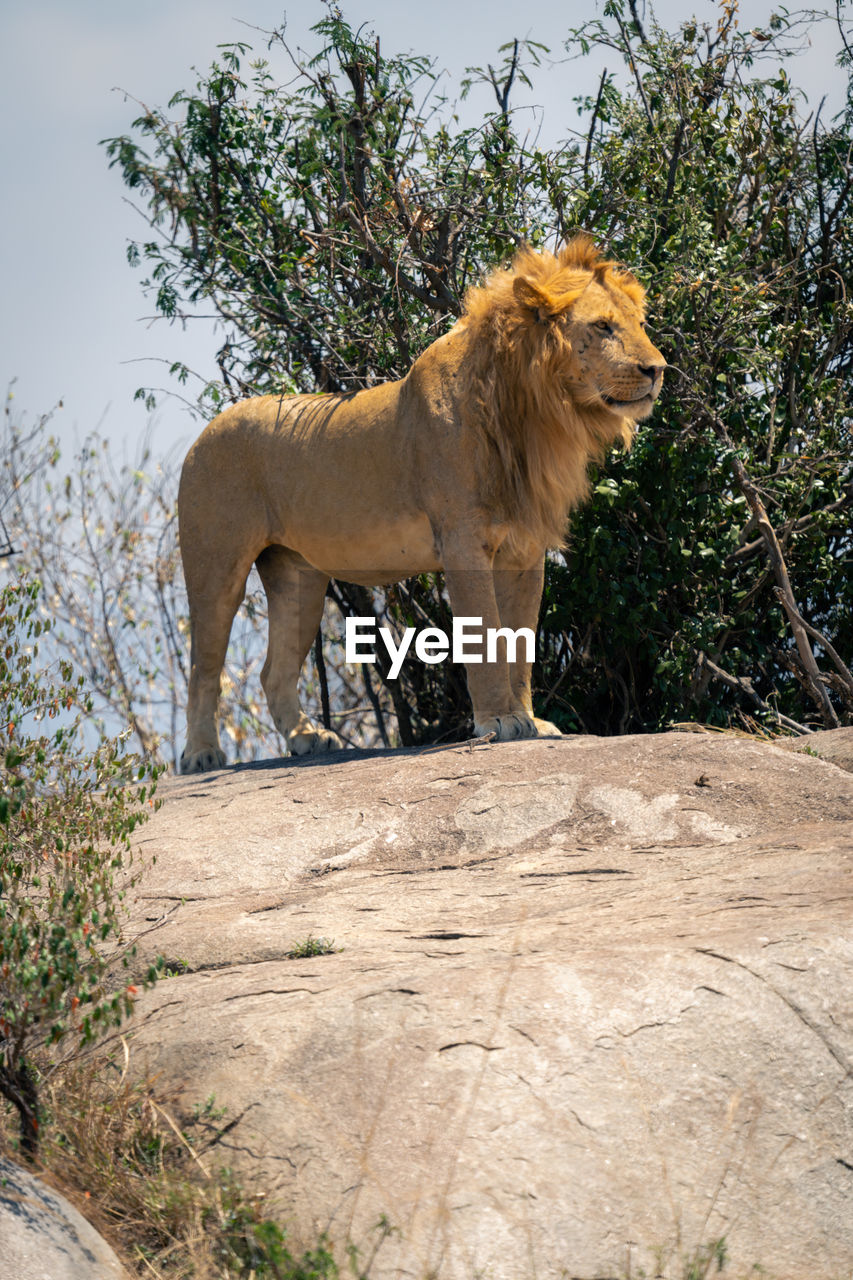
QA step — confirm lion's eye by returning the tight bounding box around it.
[594,320,613,335]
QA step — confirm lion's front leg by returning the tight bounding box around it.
[493,558,562,739]
[443,552,559,743]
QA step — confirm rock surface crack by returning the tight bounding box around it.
[438,1041,503,1054]
[696,947,852,1075]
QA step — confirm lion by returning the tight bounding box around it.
[178,233,665,772]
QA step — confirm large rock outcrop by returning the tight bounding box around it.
[0,1156,129,1280]
[125,732,853,1279]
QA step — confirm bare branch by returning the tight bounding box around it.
[584,69,609,178]
[695,652,812,734]
[711,414,841,727]
[627,0,648,45]
[342,202,460,316]
[772,588,853,706]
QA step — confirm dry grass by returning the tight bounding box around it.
[0,1043,341,1279]
[667,718,789,741]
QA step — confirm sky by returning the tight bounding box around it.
[0,0,848,458]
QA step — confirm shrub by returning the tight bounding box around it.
[0,576,160,1153]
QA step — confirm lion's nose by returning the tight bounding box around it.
[639,363,665,387]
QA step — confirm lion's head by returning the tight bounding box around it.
[460,234,665,551]
[509,234,665,419]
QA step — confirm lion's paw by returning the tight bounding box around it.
[532,716,563,738]
[180,745,227,774]
[287,724,344,756]
[474,713,561,742]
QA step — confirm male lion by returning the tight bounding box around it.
[178,234,664,773]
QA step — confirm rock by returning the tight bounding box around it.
[126,732,853,1280]
[777,724,853,774]
[0,1156,129,1280]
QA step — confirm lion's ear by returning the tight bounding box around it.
[513,275,559,324]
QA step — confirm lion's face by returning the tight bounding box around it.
[511,252,665,422]
[562,278,665,419]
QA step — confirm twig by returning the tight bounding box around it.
[539,632,576,710]
[812,96,828,240]
[359,661,390,748]
[613,10,663,152]
[726,485,853,564]
[836,0,853,61]
[342,203,459,315]
[663,118,686,211]
[488,38,520,118]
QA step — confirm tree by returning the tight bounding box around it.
[32,1,852,750]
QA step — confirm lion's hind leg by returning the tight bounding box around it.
[255,546,343,756]
[181,556,255,774]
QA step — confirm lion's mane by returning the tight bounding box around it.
[459,233,647,553]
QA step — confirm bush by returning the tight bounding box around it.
[0,576,160,1153]
[533,4,853,734]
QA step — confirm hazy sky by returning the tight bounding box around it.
[0,0,846,455]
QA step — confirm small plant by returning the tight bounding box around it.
[193,1092,228,1125]
[638,1235,729,1280]
[683,1236,728,1280]
[214,1173,339,1278]
[285,936,339,960]
[0,576,160,1154]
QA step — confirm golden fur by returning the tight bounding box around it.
[178,234,664,771]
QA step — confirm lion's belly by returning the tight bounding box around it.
[288,514,442,585]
